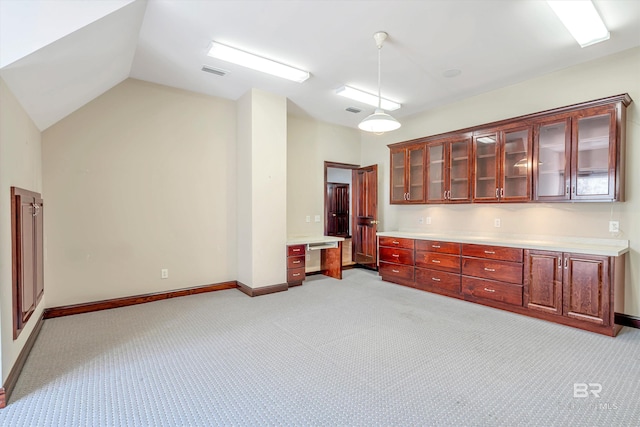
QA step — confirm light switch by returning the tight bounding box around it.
[305,215,311,223]
[314,215,321,222]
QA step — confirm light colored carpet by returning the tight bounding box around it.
[1,269,639,426]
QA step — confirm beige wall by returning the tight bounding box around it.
[361,47,640,316]
[0,78,43,383]
[42,79,237,307]
[287,115,360,270]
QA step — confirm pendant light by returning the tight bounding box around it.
[358,31,401,133]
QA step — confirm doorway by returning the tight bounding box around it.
[324,161,378,269]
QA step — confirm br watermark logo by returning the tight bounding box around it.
[573,383,602,398]
[569,383,618,411]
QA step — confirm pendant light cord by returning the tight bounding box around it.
[377,44,382,110]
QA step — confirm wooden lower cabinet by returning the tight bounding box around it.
[378,236,624,336]
[378,237,415,287]
[525,250,612,326]
[286,245,306,286]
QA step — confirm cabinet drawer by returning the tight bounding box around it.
[462,244,523,262]
[462,257,523,284]
[415,251,460,273]
[287,267,306,283]
[415,268,461,295]
[379,237,415,250]
[379,247,414,265]
[415,240,461,255]
[287,245,305,257]
[462,277,523,306]
[287,255,305,269]
[379,262,414,282]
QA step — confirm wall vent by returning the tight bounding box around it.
[345,107,362,114]
[201,65,229,76]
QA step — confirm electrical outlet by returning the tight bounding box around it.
[161,269,169,279]
[426,217,431,225]
[314,215,321,222]
[609,221,619,233]
[494,218,501,228]
[305,215,310,223]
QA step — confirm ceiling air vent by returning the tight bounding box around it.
[346,107,362,114]
[201,65,229,76]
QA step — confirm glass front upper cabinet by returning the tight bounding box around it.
[534,118,571,200]
[427,137,470,203]
[390,144,426,204]
[501,127,531,201]
[473,133,499,201]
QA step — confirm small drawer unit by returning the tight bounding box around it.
[379,237,415,287]
[461,243,524,306]
[415,239,462,297]
[286,245,306,286]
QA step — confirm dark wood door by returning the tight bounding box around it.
[562,253,609,325]
[353,165,378,268]
[524,250,563,315]
[19,195,36,326]
[326,183,349,236]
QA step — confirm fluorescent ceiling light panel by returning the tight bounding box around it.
[547,0,610,47]
[207,41,310,82]
[336,86,401,111]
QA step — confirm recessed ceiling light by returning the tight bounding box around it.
[336,85,401,111]
[207,41,310,82]
[546,0,610,47]
[443,69,462,78]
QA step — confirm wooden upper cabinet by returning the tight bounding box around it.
[473,125,532,202]
[427,136,471,203]
[388,93,631,205]
[534,97,630,202]
[390,143,426,204]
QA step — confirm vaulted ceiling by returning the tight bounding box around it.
[1,0,639,131]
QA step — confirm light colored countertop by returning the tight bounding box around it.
[377,230,629,257]
[287,235,345,246]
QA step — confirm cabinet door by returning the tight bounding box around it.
[390,149,406,203]
[571,106,617,201]
[534,117,571,201]
[427,142,446,203]
[473,132,499,201]
[448,138,471,202]
[501,127,532,201]
[524,250,562,315]
[562,253,609,325]
[407,145,425,202]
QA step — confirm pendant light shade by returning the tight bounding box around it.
[358,108,401,132]
[359,31,401,134]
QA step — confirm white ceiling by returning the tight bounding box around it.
[1,0,639,131]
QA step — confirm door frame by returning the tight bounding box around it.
[324,161,360,237]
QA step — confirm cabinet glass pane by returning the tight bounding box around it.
[537,122,567,197]
[428,145,444,201]
[576,114,611,196]
[391,151,406,201]
[503,129,529,198]
[408,147,424,201]
[449,140,470,200]
[475,135,498,199]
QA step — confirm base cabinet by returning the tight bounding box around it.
[525,250,610,325]
[378,236,624,336]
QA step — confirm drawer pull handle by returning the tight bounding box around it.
[392,269,400,273]
[292,260,301,264]
[392,254,400,257]
[392,241,400,245]
[293,248,301,252]
[431,259,441,263]
[432,245,441,249]
[484,250,495,254]
[483,287,495,293]
[484,267,495,272]
[431,277,441,282]
[293,273,301,277]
